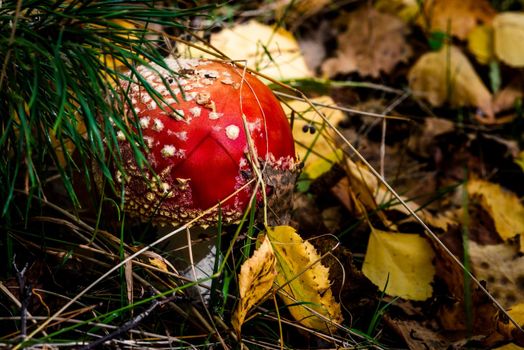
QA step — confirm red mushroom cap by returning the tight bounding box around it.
[116,58,297,225]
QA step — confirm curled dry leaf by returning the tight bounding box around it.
[232,235,277,335]
[494,12,524,67]
[418,0,495,40]
[467,178,524,241]
[322,7,412,78]
[267,226,343,333]
[408,45,494,120]
[283,96,345,180]
[362,227,436,301]
[333,158,455,231]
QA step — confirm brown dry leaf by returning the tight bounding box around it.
[267,226,343,333]
[336,159,394,228]
[284,96,345,180]
[231,235,277,334]
[467,179,524,241]
[362,227,436,301]
[433,231,500,335]
[494,77,524,114]
[274,0,331,28]
[493,303,524,348]
[322,7,412,78]
[494,12,524,67]
[469,240,524,309]
[419,0,496,40]
[334,158,455,231]
[408,45,494,120]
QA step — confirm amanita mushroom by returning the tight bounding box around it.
[115,58,298,225]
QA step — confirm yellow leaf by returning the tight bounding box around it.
[284,96,345,180]
[267,226,343,332]
[231,235,277,334]
[408,45,493,119]
[362,227,435,301]
[468,25,494,65]
[516,151,524,173]
[494,12,524,67]
[467,179,524,241]
[181,20,312,81]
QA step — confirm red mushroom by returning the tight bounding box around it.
[115,58,298,226]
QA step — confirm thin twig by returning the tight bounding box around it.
[13,257,29,340]
[78,297,167,350]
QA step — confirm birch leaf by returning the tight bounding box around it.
[283,96,345,180]
[362,227,435,301]
[467,179,524,241]
[408,45,493,119]
[494,12,524,67]
[232,235,277,334]
[181,20,312,81]
[267,226,343,332]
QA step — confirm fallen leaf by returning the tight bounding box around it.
[275,0,331,29]
[182,20,312,81]
[334,158,455,231]
[494,12,524,67]
[433,231,501,335]
[469,240,524,309]
[284,96,345,180]
[374,0,419,23]
[516,151,524,173]
[362,227,435,301]
[322,7,412,78]
[231,235,277,334]
[494,303,524,348]
[468,25,494,64]
[494,77,524,114]
[408,45,494,120]
[467,178,524,241]
[267,226,343,332]
[418,0,496,40]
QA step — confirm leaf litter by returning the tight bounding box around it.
[4,1,524,349]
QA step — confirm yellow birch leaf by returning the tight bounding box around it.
[181,20,312,81]
[408,45,493,119]
[494,12,524,67]
[284,96,345,179]
[468,25,494,65]
[467,179,524,241]
[231,235,277,335]
[362,227,435,301]
[267,226,343,332]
